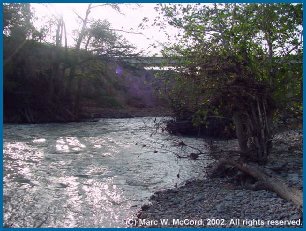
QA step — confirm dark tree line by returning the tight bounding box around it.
[3,3,142,123]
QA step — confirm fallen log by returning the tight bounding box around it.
[216,159,303,208]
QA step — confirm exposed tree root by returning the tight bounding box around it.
[212,158,303,209]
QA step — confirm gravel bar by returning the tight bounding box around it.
[134,129,303,228]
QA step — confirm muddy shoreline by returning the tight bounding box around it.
[134,129,303,228]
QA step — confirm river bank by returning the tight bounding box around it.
[4,105,173,124]
[80,106,173,120]
[135,128,303,228]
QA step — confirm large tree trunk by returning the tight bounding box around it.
[66,4,93,120]
[231,95,272,163]
[217,159,303,208]
[232,111,249,154]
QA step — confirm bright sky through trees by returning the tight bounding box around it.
[31,3,175,55]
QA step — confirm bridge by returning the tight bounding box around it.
[119,56,179,66]
[104,55,302,68]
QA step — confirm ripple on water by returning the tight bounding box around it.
[3,118,211,227]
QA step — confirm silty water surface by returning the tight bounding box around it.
[3,117,212,227]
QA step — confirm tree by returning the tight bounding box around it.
[3,3,36,65]
[82,19,136,57]
[3,3,34,40]
[67,3,134,119]
[84,19,115,52]
[152,3,302,162]
[3,3,143,123]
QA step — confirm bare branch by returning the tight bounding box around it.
[90,4,110,9]
[73,9,84,22]
[109,28,143,35]
[90,3,124,15]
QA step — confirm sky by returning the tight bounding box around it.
[31,3,177,56]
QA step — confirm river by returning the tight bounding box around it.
[3,117,212,228]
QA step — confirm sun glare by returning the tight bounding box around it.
[31,3,173,55]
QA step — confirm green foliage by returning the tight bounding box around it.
[3,36,155,123]
[85,19,117,52]
[192,109,208,127]
[3,3,145,122]
[3,3,34,40]
[153,3,302,121]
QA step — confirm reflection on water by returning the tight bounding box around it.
[55,137,86,153]
[4,117,212,227]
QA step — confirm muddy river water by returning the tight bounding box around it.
[3,117,212,227]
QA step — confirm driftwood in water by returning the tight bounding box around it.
[214,159,303,208]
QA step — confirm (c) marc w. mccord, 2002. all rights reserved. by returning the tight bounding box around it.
[126,218,303,227]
